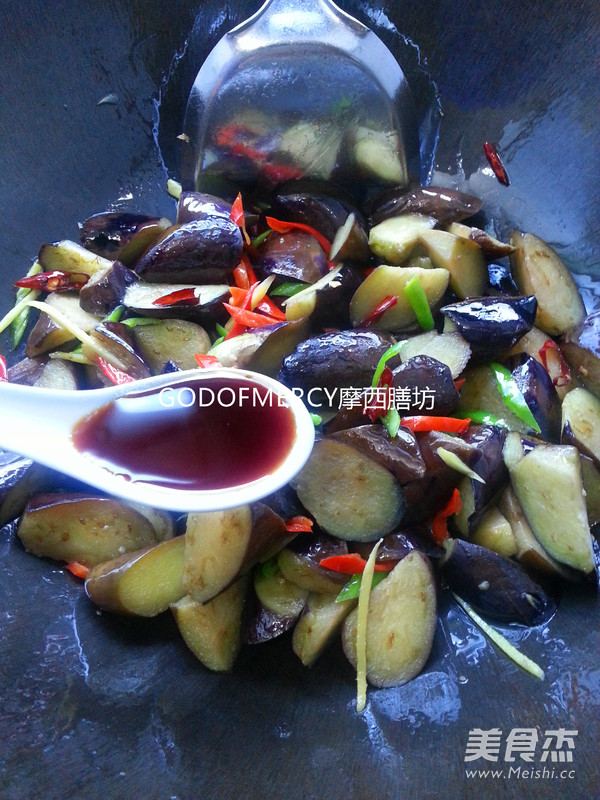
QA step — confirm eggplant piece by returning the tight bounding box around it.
[183,504,290,603]
[560,312,600,398]
[456,365,531,433]
[134,217,243,284]
[418,229,487,299]
[329,212,371,263]
[79,212,170,262]
[278,329,395,411]
[256,230,328,284]
[253,563,308,618]
[506,326,576,401]
[350,265,450,331]
[243,602,298,645]
[561,387,600,466]
[504,352,561,442]
[34,358,78,390]
[272,191,362,243]
[579,454,600,527]
[509,232,586,336]
[176,191,232,224]
[7,356,48,386]
[453,425,508,536]
[246,318,310,377]
[122,281,229,325]
[17,493,160,567]
[171,577,249,672]
[292,592,356,667]
[81,321,152,380]
[392,355,460,415]
[78,260,138,315]
[38,240,113,276]
[328,424,426,484]
[369,186,483,227]
[0,453,37,526]
[446,223,517,259]
[85,536,186,616]
[486,262,519,296]
[399,330,471,380]
[282,264,363,332]
[277,535,349,594]
[441,295,537,363]
[470,506,518,558]
[439,538,556,625]
[131,319,211,373]
[342,551,437,688]
[291,439,404,541]
[353,526,444,561]
[401,432,478,524]
[25,292,102,357]
[368,214,437,265]
[508,443,595,573]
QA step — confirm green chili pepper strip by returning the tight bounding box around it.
[102,305,125,323]
[336,571,388,602]
[10,261,43,348]
[382,407,401,438]
[490,362,541,434]
[251,229,273,248]
[310,413,322,426]
[270,281,310,298]
[371,340,408,388]
[121,317,162,328]
[456,410,510,429]
[404,275,435,331]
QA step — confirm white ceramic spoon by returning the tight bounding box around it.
[0,368,314,512]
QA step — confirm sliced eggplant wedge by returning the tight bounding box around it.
[328,424,426,484]
[470,506,518,558]
[370,186,482,227]
[84,536,186,616]
[17,493,160,567]
[277,535,349,594]
[79,212,169,262]
[504,352,561,442]
[183,504,289,603]
[506,326,576,401]
[122,281,229,325]
[368,214,437,265]
[561,387,600,465]
[34,358,78,390]
[6,356,48,386]
[134,217,243,284]
[293,592,356,667]
[447,222,516,258]
[243,602,299,645]
[349,265,450,331]
[25,292,102,358]
[272,191,361,244]
[399,330,471,380]
[418,229,487,299]
[291,439,404,541]
[82,321,152,380]
[256,230,328,284]
[176,191,232,224]
[253,563,308,618]
[441,295,537,363]
[509,232,586,335]
[456,365,531,434]
[171,577,249,672]
[329,212,371,263]
[38,240,113,276]
[78,260,138,316]
[342,551,437,688]
[391,355,460,416]
[439,538,556,625]
[560,311,600,398]
[131,319,211,372]
[508,443,594,573]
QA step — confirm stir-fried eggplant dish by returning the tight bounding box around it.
[1,178,598,708]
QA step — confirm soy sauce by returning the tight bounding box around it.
[72,376,296,491]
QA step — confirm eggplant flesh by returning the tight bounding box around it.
[440,538,556,625]
[328,424,426,484]
[460,425,508,533]
[441,295,537,363]
[560,311,600,399]
[504,352,561,442]
[78,260,138,316]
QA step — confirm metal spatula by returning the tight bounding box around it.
[182,0,419,202]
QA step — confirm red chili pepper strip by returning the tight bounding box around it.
[483,142,510,187]
[319,553,396,574]
[152,288,198,307]
[233,256,258,290]
[360,295,398,327]
[265,216,331,258]
[194,354,221,369]
[65,561,90,580]
[96,357,135,385]
[15,269,89,292]
[400,415,471,434]
[0,355,7,382]
[285,516,314,533]
[223,304,280,328]
[363,365,394,423]
[255,296,286,321]
[230,192,251,246]
[539,339,572,387]
[431,488,463,544]
[454,378,466,391]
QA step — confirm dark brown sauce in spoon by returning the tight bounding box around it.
[72,376,296,491]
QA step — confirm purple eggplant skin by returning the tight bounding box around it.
[309,264,363,332]
[328,424,426,484]
[560,312,600,398]
[486,263,519,296]
[134,217,243,284]
[461,425,508,533]
[272,191,365,243]
[176,191,232,224]
[79,212,161,259]
[256,230,328,284]
[7,356,48,386]
[278,329,395,410]
[369,186,483,227]
[392,355,460,416]
[504,352,562,442]
[243,604,298,645]
[79,261,138,316]
[354,527,445,562]
[90,322,152,380]
[441,295,537,363]
[440,538,557,625]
